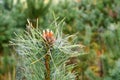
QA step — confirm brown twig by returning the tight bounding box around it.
[45,49,51,80]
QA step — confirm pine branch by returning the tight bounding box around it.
[45,49,51,80]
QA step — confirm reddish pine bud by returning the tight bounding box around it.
[42,29,55,45]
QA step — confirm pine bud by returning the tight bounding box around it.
[42,29,55,45]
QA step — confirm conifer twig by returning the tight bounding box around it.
[45,49,51,80]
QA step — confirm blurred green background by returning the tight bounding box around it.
[0,0,120,80]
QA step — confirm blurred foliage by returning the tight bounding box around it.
[0,0,52,49]
[0,0,120,80]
